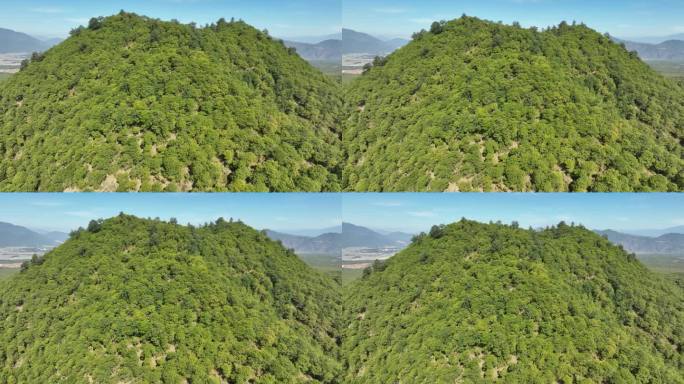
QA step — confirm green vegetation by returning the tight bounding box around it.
[343,17,684,191]
[639,253,684,274]
[310,61,343,83]
[646,60,684,80]
[298,253,341,283]
[0,268,17,280]
[0,215,341,383]
[342,220,684,383]
[341,267,365,285]
[1,216,682,382]
[0,73,10,83]
[0,12,342,191]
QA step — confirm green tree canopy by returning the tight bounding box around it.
[343,16,684,192]
[0,12,342,192]
[0,215,342,383]
[342,220,684,383]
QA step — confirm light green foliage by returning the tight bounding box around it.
[343,17,684,191]
[0,12,342,191]
[1,216,682,383]
[342,220,684,383]
[0,215,342,383]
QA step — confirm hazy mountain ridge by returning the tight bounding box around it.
[0,221,67,247]
[614,37,684,61]
[0,28,61,53]
[266,223,413,255]
[265,229,342,255]
[596,229,684,254]
[342,28,408,55]
[284,39,341,61]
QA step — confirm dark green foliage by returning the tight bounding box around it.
[0,12,342,191]
[343,16,684,191]
[342,220,684,383]
[0,215,342,383]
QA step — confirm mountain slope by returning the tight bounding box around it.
[342,220,684,383]
[0,12,342,192]
[0,221,55,247]
[0,215,341,383]
[596,229,684,254]
[0,28,50,53]
[343,17,684,191]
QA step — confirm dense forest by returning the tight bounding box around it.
[0,12,342,191]
[343,16,684,191]
[0,215,342,383]
[342,220,684,382]
[0,216,682,382]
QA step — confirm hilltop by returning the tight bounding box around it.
[343,17,684,191]
[0,12,342,191]
[0,214,341,382]
[342,220,684,382]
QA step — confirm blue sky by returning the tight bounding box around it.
[1,193,681,235]
[344,0,684,39]
[2,1,680,41]
[0,193,342,233]
[0,0,341,39]
[343,193,684,233]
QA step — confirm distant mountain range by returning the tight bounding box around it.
[623,225,684,237]
[283,39,341,61]
[265,230,342,255]
[342,28,408,55]
[0,28,61,54]
[623,33,684,44]
[266,223,413,255]
[595,229,684,254]
[283,29,409,62]
[0,221,68,247]
[270,223,684,257]
[615,37,684,61]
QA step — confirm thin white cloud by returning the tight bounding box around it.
[30,201,65,207]
[65,18,90,25]
[373,201,403,207]
[408,210,437,218]
[374,8,407,14]
[64,210,97,218]
[409,18,435,24]
[30,6,66,14]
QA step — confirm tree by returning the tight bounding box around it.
[88,17,103,30]
[87,220,102,233]
[430,21,444,34]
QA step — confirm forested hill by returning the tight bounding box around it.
[0,12,342,192]
[342,220,684,383]
[343,16,684,192]
[0,214,342,383]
